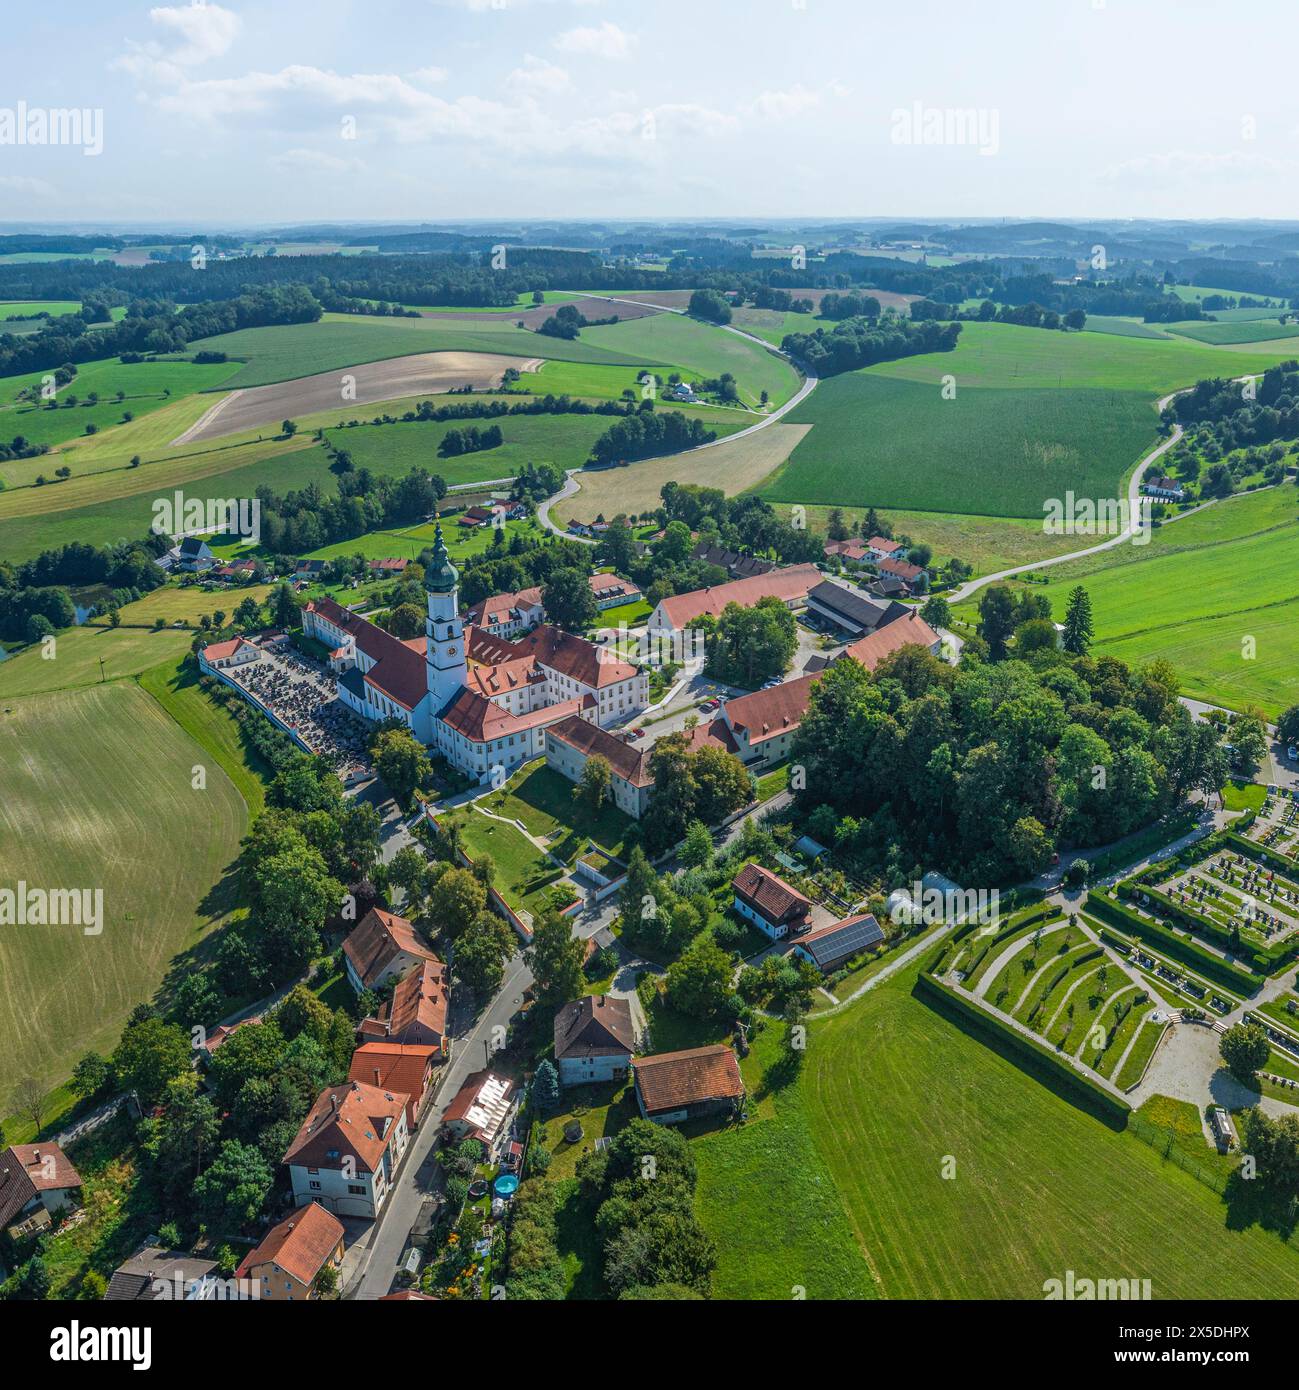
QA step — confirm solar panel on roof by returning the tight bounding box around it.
[806,916,883,963]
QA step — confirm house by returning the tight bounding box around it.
[864,536,903,563]
[348,1042,439,1129]
[588,572,642,611]
[553,995,637,1087]
[458,503,509,529]
[666,382,697,402]
[197,636,260,673]
[878,556,926,589]
[804,580,910,638]
[236,1202,346,1301]
[368,557,410,576]
[0,1143,83,1236]
[105,1243,220,1302]
[1143,475,1187,502]
[690,542,779,580]
[732,861,812,940]
[175,536,216,572]
[357,959,450,1054]
[835,610,943,671]
[647,564,822,636]
[544,714,654,818]
[823,538,869,564]
[633,1045,745,1125]
[198,1013,261,1057]
[441,1071,515,1153]
[282,1080,410,1220]
[294,559,328,578]
[791,913,885,973]
[714,674,818,766]
[342,907,442,994]
[212,557,258,583]
[866,574,910,600]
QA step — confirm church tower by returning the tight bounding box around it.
[425,523,467,709]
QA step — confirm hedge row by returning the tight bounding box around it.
[1085,892,1263,994]
[915,972,1131,1125]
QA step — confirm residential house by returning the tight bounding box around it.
[588,573,642,611]
[175,536,216,572]
[878,556,926,590]
[633,1045,745,1126]
[348,1043,439,1129]
[441,1071,515,1154]
[732,861,812,940]
[342,907,441,994]
[553,995,637,1087]
[357,959,450,1055]
[689,542,779,580]
[197,636,260,673]
[236,1202,346,1302]
[864,536,904,563]
[791,913,885,973]
[368,557,410,576]
[105,1244,219,1302]
[823,538,869,564]
[544,714,653,818]
[0,1143,83,1237]
[712,674,818,766]
[283,1080,411,1219]
[1143,475,1187,502]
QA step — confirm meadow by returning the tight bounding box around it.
[0,299,82,319]
[0,623,196,695]
[186,312,662,389]
[0,682,247,1091]
[1166,320,1299,346]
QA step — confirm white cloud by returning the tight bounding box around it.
[268,146,358,173]
[0,174,58,199]
[1099,149,1291,185]
[554,22,637,60]
[408,65,449,85]
[148,2,241,65]
[508,55,572,96]
[747,84,825,120]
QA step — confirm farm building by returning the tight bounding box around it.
[553,995,638,1087]
[732,861,812,940]
[792,913,885,973]
[690,542,779,580]
[804,580,911,638]
[634,1045,745,1125]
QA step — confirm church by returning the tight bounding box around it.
[303,524,649,783]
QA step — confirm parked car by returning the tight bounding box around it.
[700,698,720,711]
[1288,746,1298,761]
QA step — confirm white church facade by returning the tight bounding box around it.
[302,524,648,782]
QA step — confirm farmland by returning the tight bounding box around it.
[1165,319,1299,346]
[0,682,247,1092]
[0,623,197,696]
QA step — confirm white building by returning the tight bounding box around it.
[553,995,637,1087]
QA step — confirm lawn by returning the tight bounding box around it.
[187,313,662,389]
[480,758,634,863]
[0,682,247,1092]
[1115,1018,1169,1090]
[450,807,572,922]
[798,967,1299,1297]
[0,623,196,696]
[761,372,1159,519]
[1166,319,1299,346]
[1222,780,1268,813]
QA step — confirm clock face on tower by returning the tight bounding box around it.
[447,647,457,657]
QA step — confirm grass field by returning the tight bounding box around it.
[1166,320,1299,346]
[796,968,1299,1297]
[0,299,82,319]
[449,806,570,921]
[479,759,634,863]
[580,313,802,408]
[187,313,661,389]
[0,682,246,1091]
[1082,317,1173,340]
[0,623,197,696]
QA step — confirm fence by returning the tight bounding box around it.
[1126,1113,1230,1196]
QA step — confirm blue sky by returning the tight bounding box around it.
[1,0,1297,224]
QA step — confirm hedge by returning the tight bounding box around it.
[915,972,1131,1125]
[1085,892,1263,993]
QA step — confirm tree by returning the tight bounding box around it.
[687,289,732,325]
[111,1016,192,1105]
[1220,1021,1269,1083]
[977,585,1017,660]
[1229,709,1269,777]
[541,566,598,632]
[706,597,797,687]
[680,819,714,869]
[525,908,585,1009]
[153,1074,220,1209]
[314,1263,340,1297]
[453,912,514,993]
[427,865,487,941]
[70,1052,111,1102]
[12,1076,46,1132]
[664,938,734,1020]
[270,583,299,631]
[921,595,951,629]
[385,602,424,639]
[575,753,612,811]
[1061,585,1094,656]
[193,1139,274,1230]
[533,1059,561,1114]
[1276,704,1299,747]
[281,418,298,437]
[371,727,432,807]
[387,844,430,911]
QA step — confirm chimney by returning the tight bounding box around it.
[331,1093,340,1113]
[374,1068,382,1085]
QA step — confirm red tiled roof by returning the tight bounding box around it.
[438,689,594,743]
[282,1081,407,1174]
[839,611,940,672]
[200,637,246,661]
[824,539,868,560]
[588,573,641,603]
[466,585,543,628]
[868,536,901,554]
[681,717,739,755]
[634,1045,744,1113]
[236,1202,344,1286]
[654,564,821,630]
[306,595,427,710]
[879,557,924,582]
[516,623,639,689]
[732,862,811,927]
[0,1143,82,1226]
[546,714,652,786]
[553,995,637,1060]
[342,908,439,990]
[722,674,818,746]
[348,1043,437,1121]
[360,960,449,1043]
[465,652,542,699]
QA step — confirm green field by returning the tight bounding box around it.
[761,373,1157,518]
[1166,319,1299,346]
[187,313,662,389]
[1082,317,1173,340]
[795,968,1299,1297]
[580,312,802,408]
[0,682,247,1091]
[480,759,634,863]
[0,623,197,695]
[0,299,82,319]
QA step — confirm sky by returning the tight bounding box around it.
[1,0,1297,226]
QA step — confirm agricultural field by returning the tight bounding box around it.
[0,681,247,1091]
[1082,316,1174,340]
[186,312,662,389]
[0,623,196,696]
[797,966,1299,1298]
[0,299,82,319]
[1166,319,1299,346]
